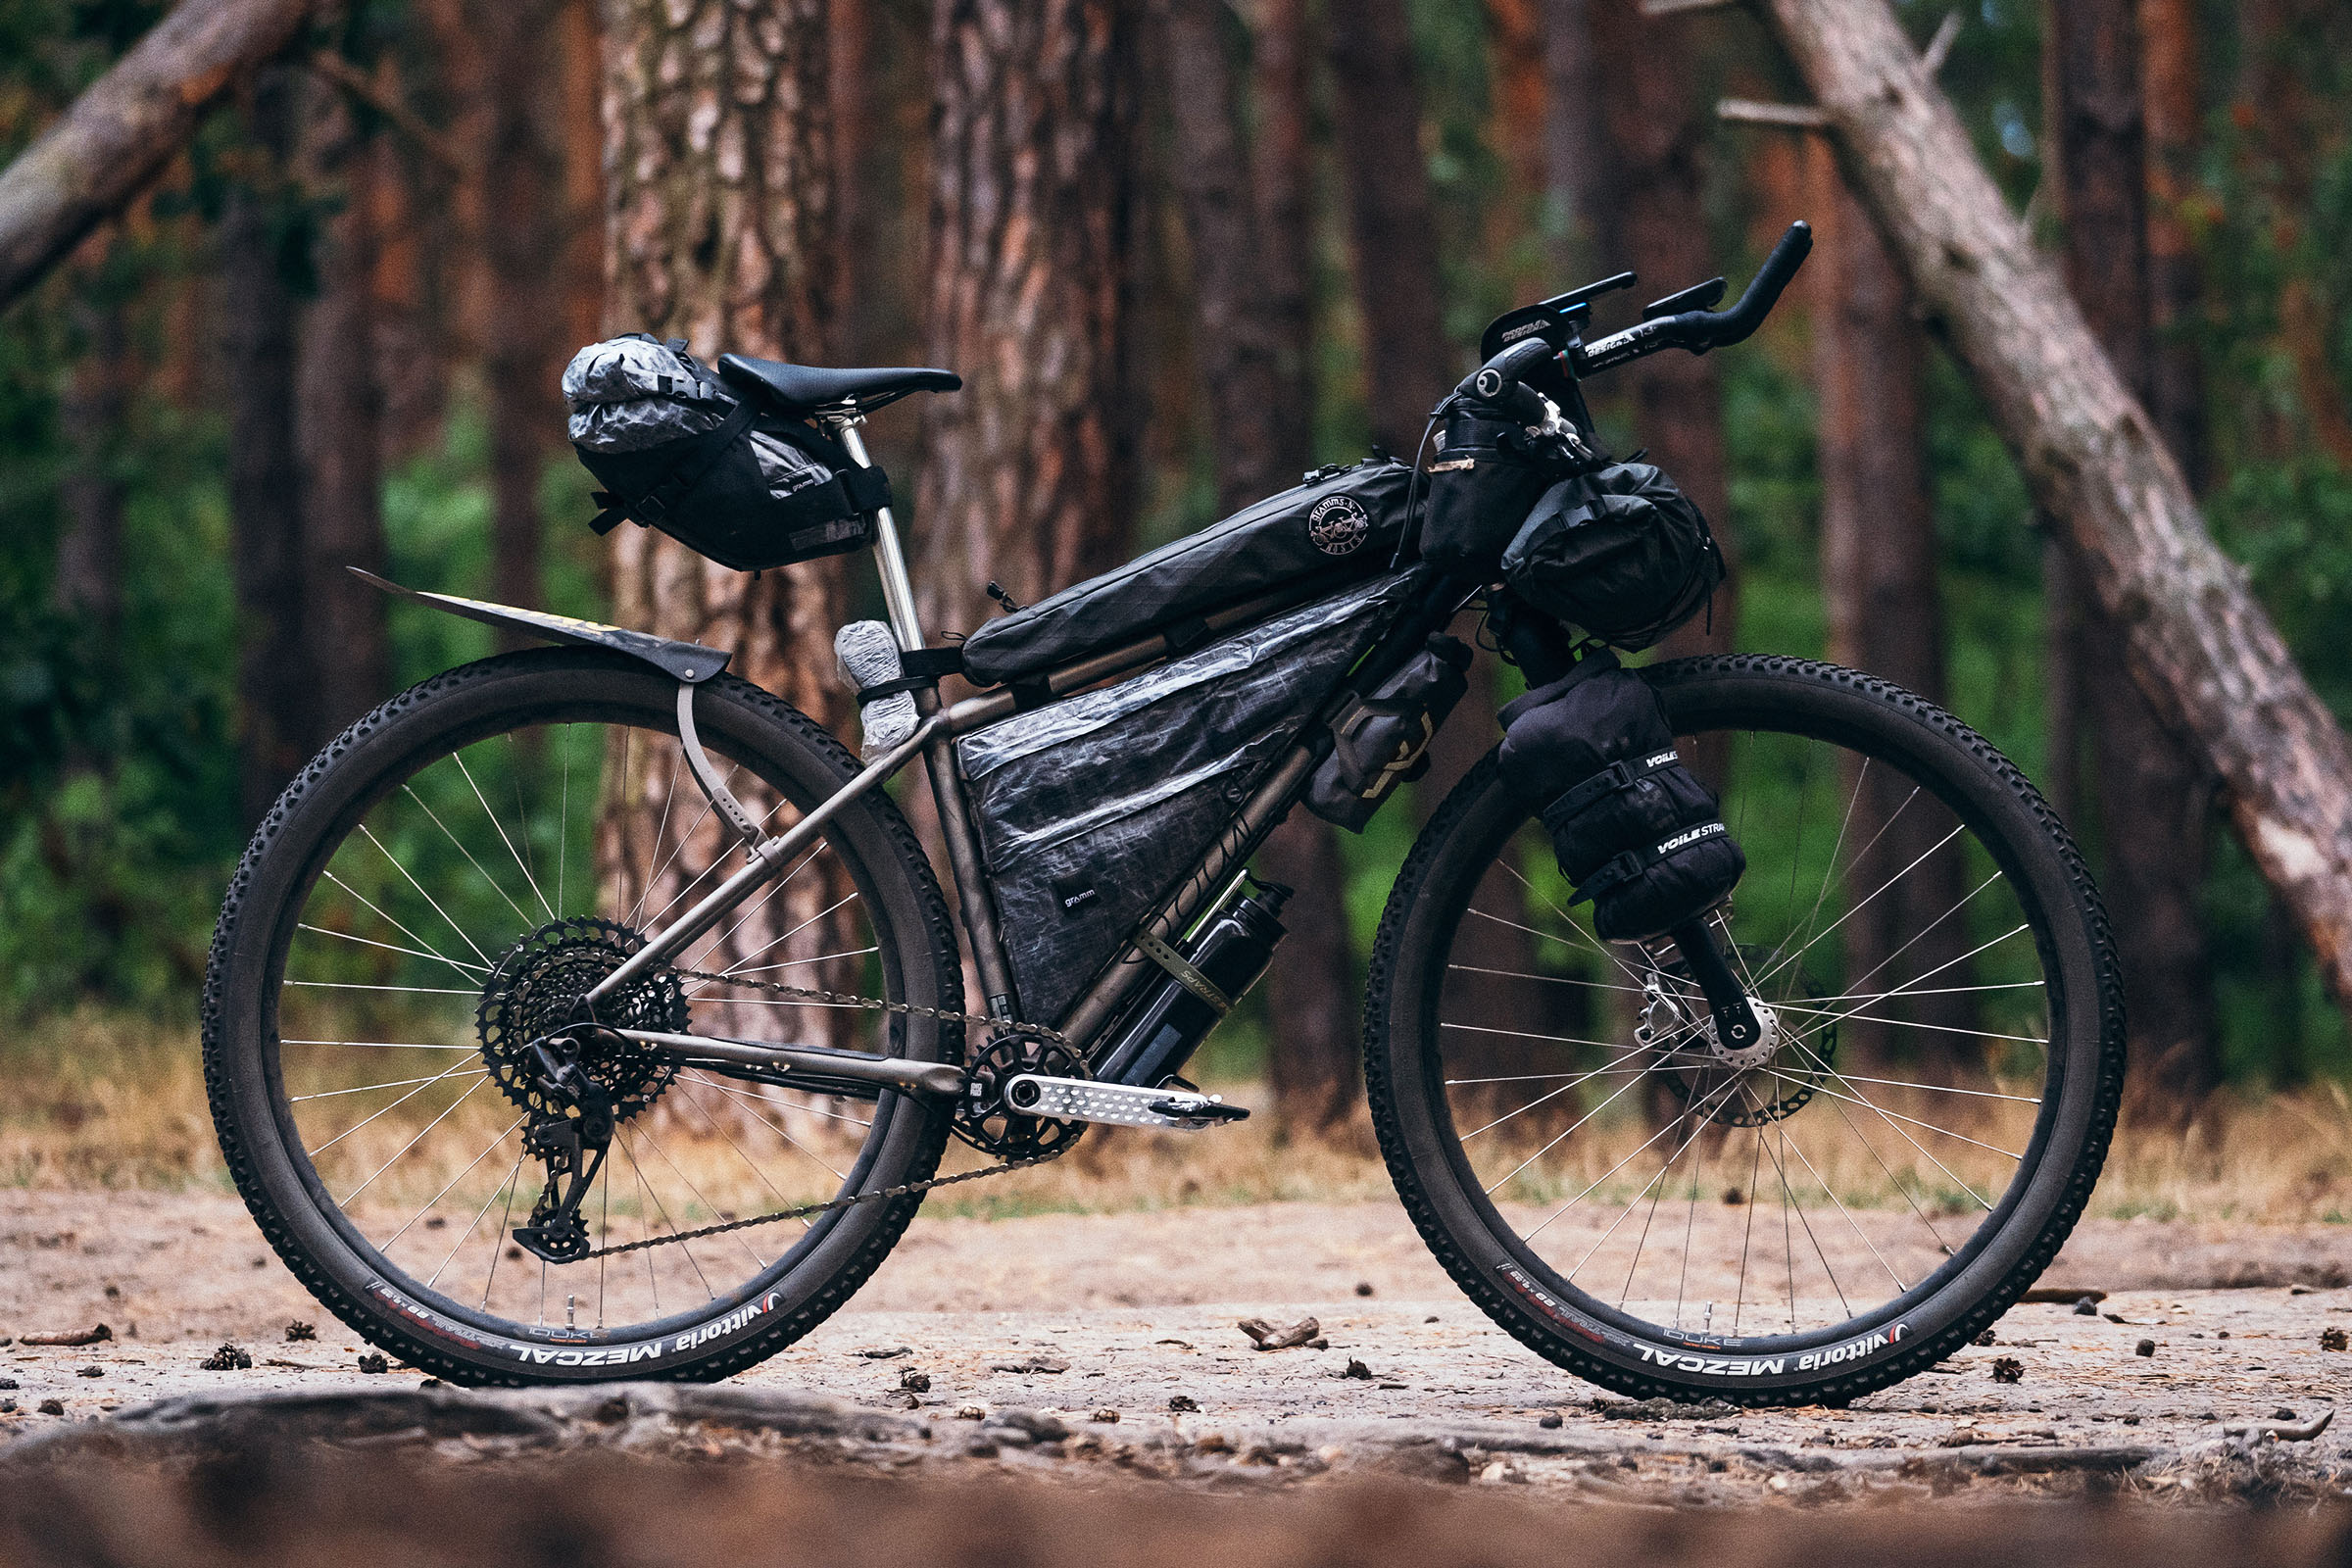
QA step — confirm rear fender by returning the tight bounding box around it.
[351,568,727,684]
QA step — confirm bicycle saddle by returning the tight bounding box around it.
[716,354,961,416]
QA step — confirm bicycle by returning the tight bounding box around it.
[203,223,2124,1403]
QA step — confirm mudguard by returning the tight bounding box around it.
[351,568,727,684]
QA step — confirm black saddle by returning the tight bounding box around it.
[716,354,961,416]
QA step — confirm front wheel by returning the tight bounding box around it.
[1366,656,2124,1406]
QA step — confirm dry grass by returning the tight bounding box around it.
[3,1007,2347,1228]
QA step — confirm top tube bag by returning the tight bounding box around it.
[564,335,889,572]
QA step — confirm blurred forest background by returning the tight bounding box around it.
[4,0,2351,1139]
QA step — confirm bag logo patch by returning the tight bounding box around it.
[1307,495,1371,556]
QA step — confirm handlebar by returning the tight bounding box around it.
[1452,220,1815,424]
[1576,220,1811,372]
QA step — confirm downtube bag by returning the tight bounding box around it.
[1499,461,1722,651]
[959,575,1413,1024]
[564,335,888,572]
[1496,651,1743,942]
[1303,633,1473,831]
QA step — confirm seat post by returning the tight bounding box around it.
[828,414,926,652]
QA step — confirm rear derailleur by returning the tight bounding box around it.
[513,1033,617,1264]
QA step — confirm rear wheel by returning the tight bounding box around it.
[203,650,960,1385]
[1366,656,2124,1405]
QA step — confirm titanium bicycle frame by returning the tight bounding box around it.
[504,414,1481,1099]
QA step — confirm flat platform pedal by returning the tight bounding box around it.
[1003,1074,1250,1131]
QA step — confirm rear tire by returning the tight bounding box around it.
[203,650,961,1385]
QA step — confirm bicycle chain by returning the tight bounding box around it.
[570,965,1070,1261]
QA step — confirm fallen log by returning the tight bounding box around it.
[1755,0,2352,1009]
[0,0,315,311]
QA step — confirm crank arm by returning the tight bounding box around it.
[617,1028,966,1098]
[1004,1073,1249,1131]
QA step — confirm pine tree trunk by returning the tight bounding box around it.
[2047,0,2220,1109]
[2138,0,2205,492]
[1326,0,1452,460]
[223,65,313,827]
[295,81,390,744]
[1587,0,1734,666]
[1755,0,2352,1025]
[1157,0,1359,1135]
[1251,0,1316,485]
[598,0,852,1043]
[1540,0,1603,285]
[915,0,1137,636]
[57,295,131,646]
[1809,151,1976,1063]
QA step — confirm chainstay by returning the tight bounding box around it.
[569,964,1070,1259]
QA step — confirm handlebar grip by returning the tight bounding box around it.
[1706,220,1812,345]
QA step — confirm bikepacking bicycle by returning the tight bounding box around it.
[204,221,2125,1403]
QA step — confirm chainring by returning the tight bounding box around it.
[476,917,687,1124]
[956,1029,1085,1160]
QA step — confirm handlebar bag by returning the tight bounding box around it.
[564,334,888,572]
[1419,401,1577,572]
[959,574,1413,1025]
[1496,650,1743,943]
[1499,461,1722,651]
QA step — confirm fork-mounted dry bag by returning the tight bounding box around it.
[1496,650,1743,942]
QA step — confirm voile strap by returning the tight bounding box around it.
[1133,929,1234,1016]
[1573,819,1732,905]
[1540,747,1683,836]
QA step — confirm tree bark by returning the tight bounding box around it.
[915,0,1137,635]
[56,295,132,646]
[295,81,390,743]
[2137,0,2205,492]
[1540,0,1604,285]
[2046,0,2219,1107]
[1587,0,1734,665]
[1251,0,1316,489]
[1326,0,1453,460]
[0,0,317,312]
[1809,148,1976,1062]
[599,0,852,1041]
[1756,0,2352,1017]
[223,65,313,827]
[1157,0,1358,1135]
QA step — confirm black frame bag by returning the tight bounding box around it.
[564,335,889,573]
[1500,461,1722,651]
[1496,650,1743,943]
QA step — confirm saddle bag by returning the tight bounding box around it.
[1418,401,1579,573]
[1500,461,1722,651]
[1303,633,1473,831]
[1496,651,1743,943]
[959,575,1413,1024]
[564,335,889,572]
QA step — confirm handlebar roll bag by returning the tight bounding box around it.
[1497,651,1743,943]
[1499,461,1722,652]
[959,574,1414,1024]
[564,335,886,572]
[1418,403,1571,573]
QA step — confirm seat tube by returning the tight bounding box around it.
[828,413,1021,1021]
[831,417,925,651]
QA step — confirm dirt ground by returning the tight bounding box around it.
[1,1188,2347,1503]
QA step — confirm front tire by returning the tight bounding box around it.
[1365,656,2124,1406]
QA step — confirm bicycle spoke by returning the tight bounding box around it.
[454,751,555,923]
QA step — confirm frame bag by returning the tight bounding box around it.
[1496,651,1743,943]
[1499,461,1722,651]
[959,576,1412,1024]
[564,335,888,572]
